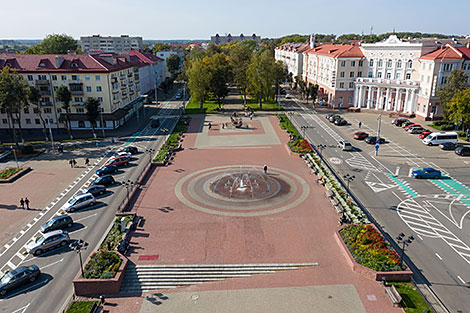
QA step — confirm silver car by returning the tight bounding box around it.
[61,193,96,213]
[25,230,70,256]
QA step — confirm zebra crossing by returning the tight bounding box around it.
[398,197,470,265]
[345,154,379,172]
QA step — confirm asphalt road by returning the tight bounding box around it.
[0,95,184,313]
[286,99,470,313]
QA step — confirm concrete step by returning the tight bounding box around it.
[121,277,226,284]
[129,267,297,272]
[128,263,317,268]
[124,270,277,276]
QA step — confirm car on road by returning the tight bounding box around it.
[112,151,132,158]
[104,156,129,167]
[62,193,96,212]
[392,118,409,126]
[150,118,160,128]
[119,146,138,154]
[40,215,73,233]
[0,265,41,296]
[364,136,385,144]
[408,127,427,134]
[455,146,470,156]
[77,185,107,197]
[25,230,70,256]
[90,175,115,186]
[404,123,421,131]
[339,141,353,151]
[353,132,369,140]
[439,142,459,150]
[419,131,432,139]
[96,165,118,176]
[328,115,341,123]
[411,167,442,179]
[334,118,347,126]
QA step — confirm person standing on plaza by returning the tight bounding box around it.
[73,159,77,167]
[20,198,25,209]
[263,165,268,174]
[69,159,73,168]
[85,158,90,166]
[358,121,362,128]
[25,197,30,210]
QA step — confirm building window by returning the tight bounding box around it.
[387,59,392,68]
[57,108,62,113]
[348,97,352,104]
[359,60,363,67]
[341,61,346,67]
[61,75,67,81]
[338,97,343,104]
[44,108,52,113]
[427,76,431,83]
[2,119,7,124]
[340,72,345,77]
[443,63,453,72]
[25,119,31,124]
[351,61,356,67]
[35,119,40,124]
[407,60,413,68]
[98,97,103,102]
[358,71,362,77]
[33,108,39,114]
[96,86,102,92]
[396,73,400,79]
[349,82,354,88]
[24,107,29,114]
[378,59,383,67]
[85,75,90,81]
[386,72,391,79]
[78,121,85,128]
[369,59,374,67]
[76,108,85,113]
[397,60,402,68]
[53,86,58,92]
[71,75,78,81]
[368,72,373,78]
[52,75,57,81]
[350,72,354,78]
[339,82,345,88]
[95,75,101,81]
[406,73,411,80]
[86,86,92,92]
[377,72,382,78]
[27,75,33,81]
[441,77,447,84]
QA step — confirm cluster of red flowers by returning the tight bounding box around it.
[297,139,313,152]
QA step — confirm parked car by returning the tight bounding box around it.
[61,193,96,213]
[439,142,458,150]
[0,265,41,296]
[40,215,73,233]
[77,185,107,197]
[392,118,409,126]
[334,118,347,126]
[401,121,414,128]
[326,113,335,120]
[353,132,369,140]
[455,146,470,156]
[328,115,341,123]
[411,167,442,179]
[96,165,118,176]
[364,136,385,144]
[25,230,70,256]
[409,127,426,134]
[404,124,421,131]
[423,132,458,146]
[339,141,353,151]
[419,131,432,139]
[90,175,115,186]
[120,146,138,154]
[104,156,129,167]
[112,151,132,158]
[150,118,160,128]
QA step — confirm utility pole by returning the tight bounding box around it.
[375,114,381,156]
[47,119,55,151]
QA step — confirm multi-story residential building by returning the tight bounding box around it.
[153,51,184,78]
[0,53,143,132]
[274,42,310,78]
[80,35,143,53]
[210,33,261,44]
[128,50,166,95]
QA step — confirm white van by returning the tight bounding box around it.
[422,132,458,146]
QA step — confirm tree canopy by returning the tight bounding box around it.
[152,43,171,54]
[166,54,181,79]
[24,34,79,54]
[437,69,469,119]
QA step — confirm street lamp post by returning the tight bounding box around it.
[317,144,326,159]
[70,239,89,277]
[396,233,414,267]
[343,174,355,189]
[100,107,106,138]
[375,114,382,156]
[10,145,19,168]
[145,148,155,164]
[124,180,135,211]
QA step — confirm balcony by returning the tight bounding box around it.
[127,72,133,77]
[134,74,140,81]
[111,77,118,83]
[112,88,119,94]
[113,99,120,104]
[355,77,420,88]
[128,79,133,84]
[120,74,126,80]
[40,101,52,106]
[39,89,51,96]
[35,79,50,86]
[69,83,84,95]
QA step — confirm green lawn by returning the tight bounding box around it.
[244,98,284,111]
[185,100,221,114]
[66,301,98,313]
[388,282,432,313]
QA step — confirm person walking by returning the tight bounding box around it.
[69,159,74,168]
[263,165,268,174]
[85,158,90,166]
[20,198,25,209]
[208,123,212,130]
[358,121,362,128]
[24,197,30,210]
[73,159,77,167]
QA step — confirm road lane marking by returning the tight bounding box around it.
[11,303,30,313]
[41,258,64,270]
[386,174,418,197]
[457,275,466,284]
[69,226,88,234]
[74,213,98,223]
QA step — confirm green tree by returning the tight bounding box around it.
[24,34,79,54]
[273,61,288,102]
[187,58,211,112]
[247,50,277,108]
[152,43,171,55]
[446,88,470,129]
[437,69,469,119]
[231,44,253,104]
[55,85,73,139]
[28,86,49,141]
[166,54,181,79]
[306,83,319,104]
[85,97,101,138]
[206,53,232,108]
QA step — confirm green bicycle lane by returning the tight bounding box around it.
[432,176,470,207]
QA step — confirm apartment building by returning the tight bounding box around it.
[128,50,166,94]
[274,42,310,78]
[0,53,143,131]
[80,35,143,53]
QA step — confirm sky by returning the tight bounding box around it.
[1,0,469,40]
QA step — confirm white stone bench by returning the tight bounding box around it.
[385,285,402,306]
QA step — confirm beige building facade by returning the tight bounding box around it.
[80,35,143,53]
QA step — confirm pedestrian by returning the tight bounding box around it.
[25,197,30,210]
[96,142,99,148]
[85,158,90,166]
[208,123,212,130]
[358,121,362,128]
[20,198,25,209]
[250,113,253,120]
[73,159,77,167]
[69,159,73,168]
[263,165,268,174]
[222,124,225,129]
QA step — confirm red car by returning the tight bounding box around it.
[419,131,432,139]
[404,123,421,131]
[353,132,369,140]
[105,156,129,167]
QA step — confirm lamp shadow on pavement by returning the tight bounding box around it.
[145,293,169,306]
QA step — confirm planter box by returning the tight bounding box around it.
[72,251,128,296]
[0,167,32,183]
[152,161,167,166]
[335,226,413,282]
[285,143,294,156]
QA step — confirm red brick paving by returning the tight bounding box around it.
[120,114,403,313]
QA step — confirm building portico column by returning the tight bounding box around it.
[384,88,391,111]
[367,86,372,109]
[394,88,401,112]
[375,87,382,110]
[353,85,359,107]
[404,89,410,113]
[410,89,417,113]
[357,85,364,107]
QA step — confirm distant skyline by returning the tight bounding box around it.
[1,0,469,40]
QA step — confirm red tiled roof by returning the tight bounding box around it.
[127,50,164,64]
[304,44,364,58]
[0,53,140,73]
[420,44,470,61]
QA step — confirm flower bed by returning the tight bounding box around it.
[340,224,405,272]
[0,167,21,179]
[66,301,98,313]
[83,250,123,279]
[288,139,313,153]
[100,215,134,251]
[153,117,190,162]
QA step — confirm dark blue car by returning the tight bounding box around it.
[96,165,118,176]
[0,265,41,296]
